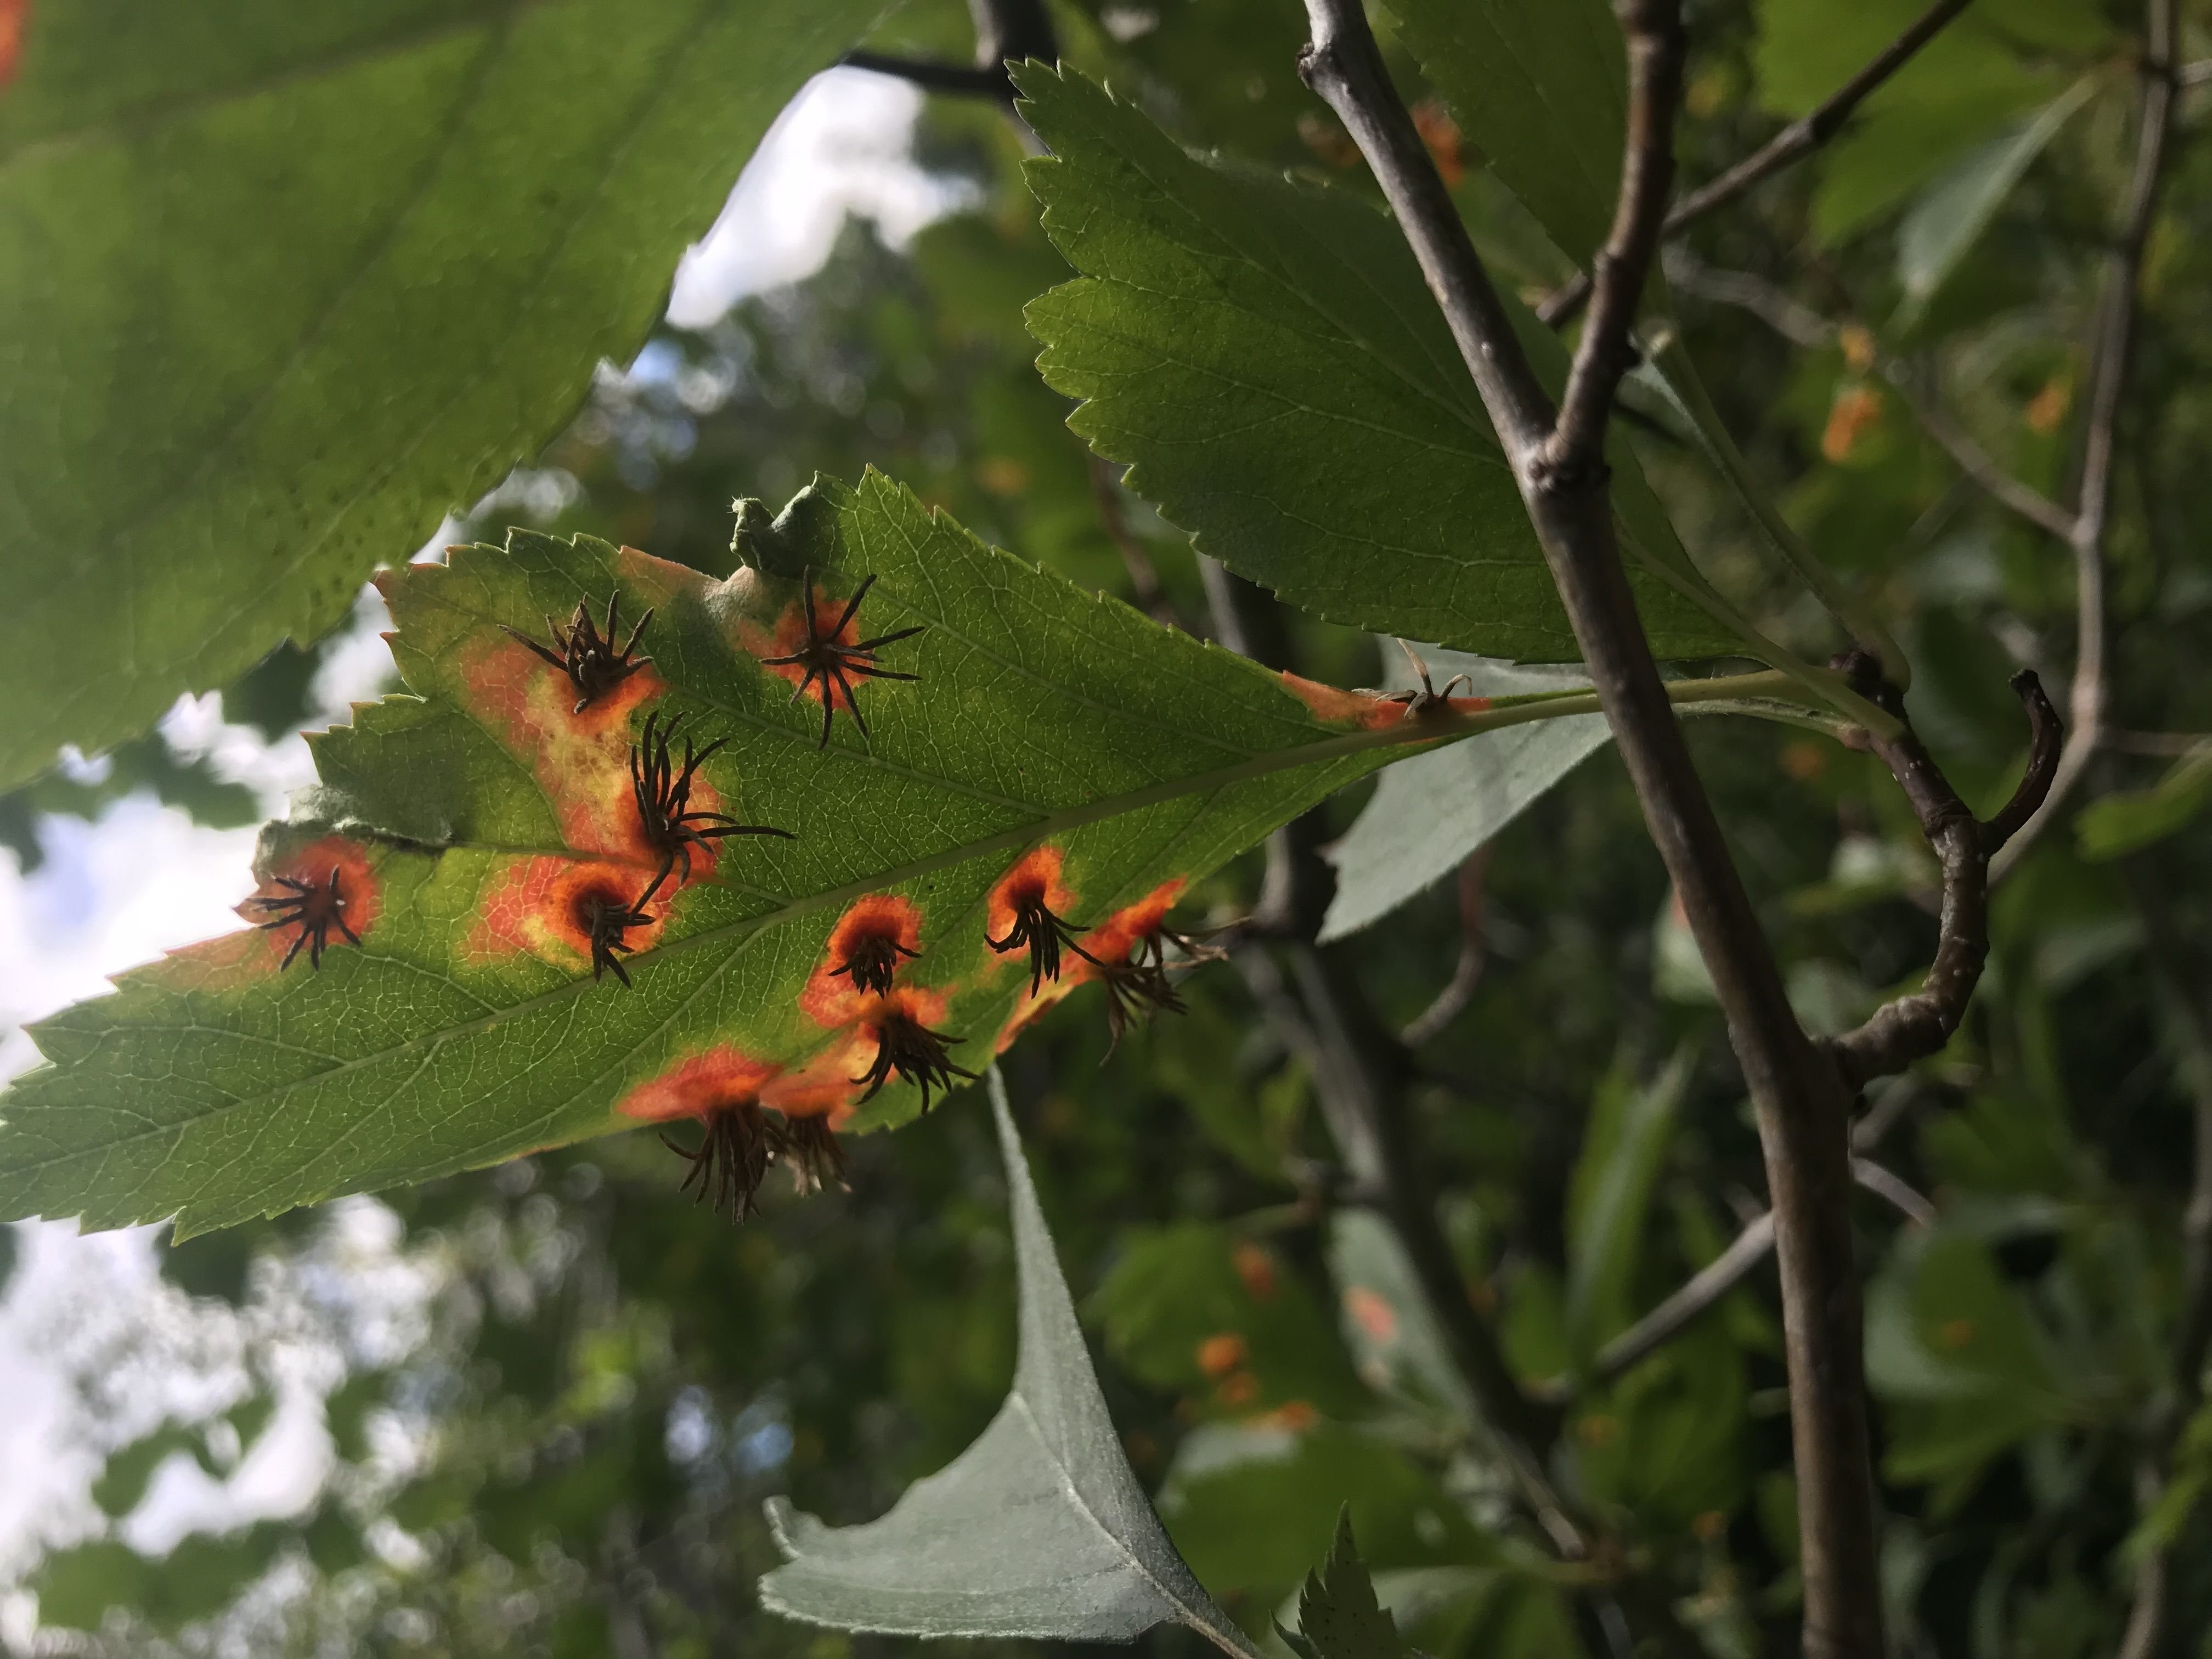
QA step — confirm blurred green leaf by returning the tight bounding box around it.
[0,733,258,876]
[0,0,890,791]
[1565,1047,1694,1360]
[760,1071,1257,1654]
[1894,80,2097,331]
[91,1424,210,1518]
[1279,1507,1403,1659]
[2078,746,2212,862]
[1327,1210,1476,1425]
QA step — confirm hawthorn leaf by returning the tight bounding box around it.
[1564,1047,1694,1362]
[0,471,1602,1238]
[1379,0,1626,267]
[1016,65,1747,665]
[1278,1508,1404,1659]
[0,0,884,790]
[1320,647,1607,942]
[759,1070,1260,1655]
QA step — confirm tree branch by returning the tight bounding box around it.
[1298,5,1884,1652]
[1992,0,2178,882]
[1827,665,2061,1091]
[1540,0,1978,327]
[1402,849,1489,1046]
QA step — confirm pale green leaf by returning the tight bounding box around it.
[1015,64,1746,665]
[759,1070,1258,1655]
[1565,1047,1694,1360]
[1320,646,1607,941]
[2078,744,2212,862]
[0,0,884,788]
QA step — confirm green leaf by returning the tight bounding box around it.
[1092,1221,1368,1419]
[1327,1209,1477,1425]
[2077,745,2212,862]
[0,0,886,789]
[758,1070,1259,1655]
[92,1424,211,1518]
[1320,648,1608,941]
[1894,79,2098,330]
[1280,1508,1404,1659]
[31,1523,290,1634]
[1378,0,1626,266]
[8,471,1588,1236]
[1015,64,1746,665]
[1565,1047,1693,1360]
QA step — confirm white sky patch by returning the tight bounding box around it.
[0,65,961,1626]
[665,66,978,330]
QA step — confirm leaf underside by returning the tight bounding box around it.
[760,1071,1257,1656]
[1015,64,1742,665]
[0,471,1470,1238]
[0,0,883,789]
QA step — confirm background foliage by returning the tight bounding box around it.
[3,0,2211,1655]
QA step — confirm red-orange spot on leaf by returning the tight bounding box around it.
[1196,1333,1248,1378]
[984,844,1079,944]
[760,1030,873,1122]
[802,894,926,1026]
[469,855,667,972]
[618,1046,780,1124]
[1081,879,1188,966]
[1282,670,1399,729]
[457,630,667,860]
[1344,1284,1399,1345]
[741,586,866,695]
[1232,1241,1279,1302]
[0,0,25,90]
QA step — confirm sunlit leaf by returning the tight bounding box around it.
[759,1070,1259,1655]
[0,0,885,788]
[0,472,1587,1237]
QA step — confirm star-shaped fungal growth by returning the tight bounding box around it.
[1380,639,1473,720]
[830,930,921,998]
[662,1099,777,1219]
[632,709,793,885]
[775,1114,848,1197]
[853,1008,978,1113]
[581,868,666,988]
[504,590,654,714]
[250,866,362,970]
[760,569,924,748]
[1098,923,1223,1051]
[989,888,1094,995]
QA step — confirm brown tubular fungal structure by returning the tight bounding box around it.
[853,1008,978,1111]
[250,866,362,970]
[760,569,925,748]
[1099,924,1221,1051]
[988,890,1094,995]
[580,867,667,988]
[504,590,654,713]
[631,709,793,884]
[777,1114,848,1196]
[831,931,921,997]
[663,1101,778,1219]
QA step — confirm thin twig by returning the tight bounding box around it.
[1993,1,2179,882]
[839,52,1015,99]
[840,0,1057,103]
[2110,730,2212,758]
[1826,664,2060,1089]
[1299,6,1887,1652]
[1402,849,1489,1046]
[1540,0,1978,326]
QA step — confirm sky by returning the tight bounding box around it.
[0,64,957,1638]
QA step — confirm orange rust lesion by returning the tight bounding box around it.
[991,877,1188,1049]
[0,0,25,91]
[1278,669,1491,730]
[617,1046,781,1125]
[467,854,668,973]
[984,844,1078,944]
[760,1029,873,1122]
[738,583,861,693]
[800,894,926,1025]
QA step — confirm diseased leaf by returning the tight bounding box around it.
[0,472,1600,1237]
[1016,65,1746,664]
[1321,647,1608,941]
[1279,1508,1404,1659]
[758,1071,1258,1655]
[1894,79,2097,329]
[0,0,885,789]
[1327,1210,1477,1426]
[1379,0,1626,266]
